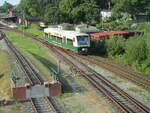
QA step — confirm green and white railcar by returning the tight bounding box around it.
[43,28,90,54]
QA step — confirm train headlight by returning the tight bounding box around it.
[82,48,87,51]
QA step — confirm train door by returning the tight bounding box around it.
[64,37,67,44]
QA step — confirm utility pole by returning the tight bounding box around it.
[57,60,61,75]
[22,10,25,38]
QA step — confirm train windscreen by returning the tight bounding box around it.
[77,36,89,45]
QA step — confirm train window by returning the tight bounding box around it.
[51,35,54,39]
[49,35,52,38]
[57,36,62,42]
[77,36,89,45]
[45,33,48,38]
[67,38,73,45]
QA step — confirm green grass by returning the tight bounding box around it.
[0,49,21,113]
[0,50,12,99]
[4,31,57,79]
[17,24,43,36]
[4,30,74,92]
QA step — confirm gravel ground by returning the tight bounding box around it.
[3,35,148,113]
[76,55,150,109]
[0,38,27,86]
[47,48,117,113]
[0,39,23,113]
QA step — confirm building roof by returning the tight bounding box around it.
[0,16,17,19]
[0,12,17,19]
[91,31,128,37]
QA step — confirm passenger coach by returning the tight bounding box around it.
[44,28,90,54]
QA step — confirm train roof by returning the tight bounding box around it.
[44,28,88,38]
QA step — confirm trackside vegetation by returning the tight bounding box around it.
[14,22,150,76]
[4,31,57,79]
[0,50,12,99]
[100,23,150,76]
[17,24,43,36]
[0,50,21,113]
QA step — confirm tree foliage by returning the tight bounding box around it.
[18,0,100,24]
[18,0,60,17]
[0,1,13,12]
[44,6,68,24]
[59,0,100,24]
[112,0,150,18]
[17,0,149,23]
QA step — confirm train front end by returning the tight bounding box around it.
[75,35,90,54]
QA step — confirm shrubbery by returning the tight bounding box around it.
[105,36,125,56]
[96,22,150,75]
[125,37,148,63]
[96,21,133,31]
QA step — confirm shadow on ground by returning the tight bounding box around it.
[0,74,4,79]
[29,52,56,72]
[28,52,83,94]
[0,100,29,106]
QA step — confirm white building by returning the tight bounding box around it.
[101,10,112,21]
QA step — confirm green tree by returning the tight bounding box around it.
[0,1,13,12]
[59,0,83,23]
[44,6,68,24]
[80,1,100,24]
[112,0,150,19]
[18,0,61,17]
[59,0,100,24]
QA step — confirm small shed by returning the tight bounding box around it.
[0,10,17,23]
[0,16,17,23]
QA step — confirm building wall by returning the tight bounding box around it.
[49,82,62,96]
[26,85,50,98]
[12,87,27,100]
[8,11,16,17]
[10,80,62,100]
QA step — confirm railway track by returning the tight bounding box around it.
[78,55,150,89]
[4,33,43,85]
[30,97,58,113]
[1,32,63,113]
[5,28,150,89]
[53,48,150,113]
[4,28,150,112]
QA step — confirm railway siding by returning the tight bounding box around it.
[0,31,63,113]
[3,28,150,113]
[82,55,150,89]
[54,48,150,113]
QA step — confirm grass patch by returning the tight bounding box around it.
[127,87,140,92]
[17,24,43,36]
[0,50,12,99]
[4,30,74,93]
[4,31,57,79]
[0,49,23,113]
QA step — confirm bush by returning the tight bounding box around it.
[125,36,148,63]
[105,36,126,57]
